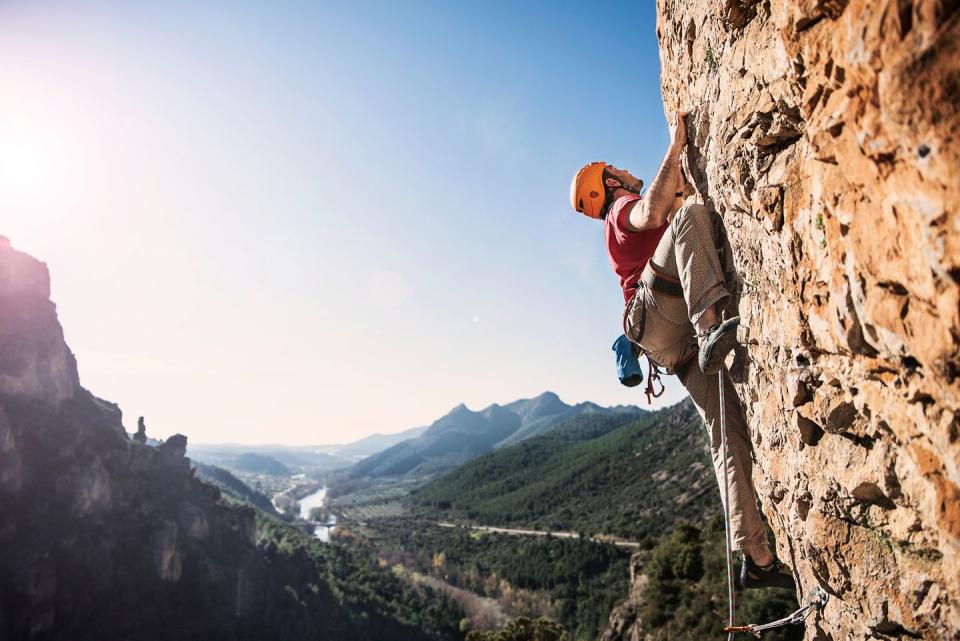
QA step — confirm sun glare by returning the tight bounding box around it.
[0,117,58,194]
[0,100,92,244]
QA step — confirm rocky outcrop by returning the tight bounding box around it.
[600,554,647,641]
[606,2,959,640]
[0,236,79,406]
[0,239,338,640]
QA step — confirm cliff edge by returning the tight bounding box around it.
[653,2,958,639]
[0,237,346,640]
[0,236,79,406]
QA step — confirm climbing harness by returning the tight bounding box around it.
[619,280,668,405]
[717,370,829,638]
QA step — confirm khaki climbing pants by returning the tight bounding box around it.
[624,203,768,555]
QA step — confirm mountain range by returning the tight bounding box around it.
[347,392,646,479]
[187,424,431,474]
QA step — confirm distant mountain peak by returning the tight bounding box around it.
[524,391,570,418]
[445,402,472,417]
[349,390,644,479]
[574,401,602,411]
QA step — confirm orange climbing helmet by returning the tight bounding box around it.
[570,161,608,219]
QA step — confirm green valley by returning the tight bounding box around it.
[409,400,714,540]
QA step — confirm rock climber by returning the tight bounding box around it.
[569,111,795,590]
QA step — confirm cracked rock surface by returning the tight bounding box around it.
[607,2,959,640]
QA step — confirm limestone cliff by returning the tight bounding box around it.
[0,237,343,641]
[607,1,959,640]
[0,236,79,406]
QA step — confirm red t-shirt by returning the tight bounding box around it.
[605,194,668,303]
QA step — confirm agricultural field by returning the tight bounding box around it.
[340,501,407,521]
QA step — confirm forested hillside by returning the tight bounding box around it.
[602,519,801,641]
[366,520,631,641]
[411,400,714,540]
[193,461,279,515]
[181,457,469,639]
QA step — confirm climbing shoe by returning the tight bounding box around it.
[697,316,740,375]
[740,555,796,590]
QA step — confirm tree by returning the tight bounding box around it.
[465,617,569,641]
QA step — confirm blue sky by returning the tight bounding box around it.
[1,0,689,444]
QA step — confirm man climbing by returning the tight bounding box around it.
[569,111,794,591]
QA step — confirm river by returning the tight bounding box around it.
[298,486,337,542]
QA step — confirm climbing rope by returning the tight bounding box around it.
[719,369,736,640]
[717,368,829,638]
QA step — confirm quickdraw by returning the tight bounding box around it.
[723,587,829,638]
[644,358,665,404]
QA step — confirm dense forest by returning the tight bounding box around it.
[193,462,280,514]
[252,510,465,640]
[188,464,466,640]
[363,519,631,640]
[466,618,569,641]
[356,516,802,641]
[411,401,715,540]
[634,517,802,641]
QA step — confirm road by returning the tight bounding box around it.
[436,521,641,549]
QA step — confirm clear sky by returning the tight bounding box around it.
[0,0,689,444]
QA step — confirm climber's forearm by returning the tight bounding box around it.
[628,142,682,231]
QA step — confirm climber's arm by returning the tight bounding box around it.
[627,111,687,232]
[665,164,692,224]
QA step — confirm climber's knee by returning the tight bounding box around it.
[674,203,711,228]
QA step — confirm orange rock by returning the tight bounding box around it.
[606,2,960,639]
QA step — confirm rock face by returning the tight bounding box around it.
[0,236,79,406]
[600,554,648,641]
[606,2,959,640]
[0,239,339,640]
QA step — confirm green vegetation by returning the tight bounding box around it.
[233,451,292,475]
[816,213,828,248]
[411,401,714,540]
[705,46,718,73]
[193,461,280,515]
[194,461,465,640]
[329,475,426,515]
[255,511,465,640]
[466,617,569,641]
[365,519,629,641]
[640,517,802,641]
[197,400,799,641]
[349,392,644,480]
